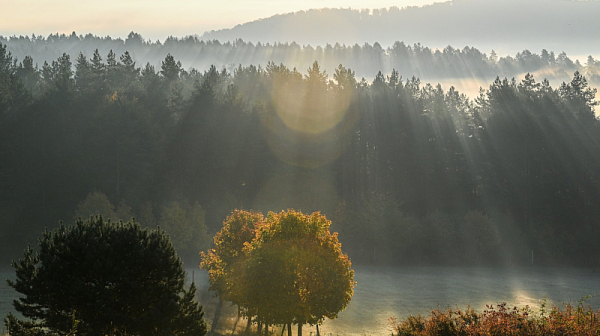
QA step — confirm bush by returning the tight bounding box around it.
[391,302,600,336]
[5,216,207,336]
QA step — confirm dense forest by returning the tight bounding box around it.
[3,33,600,88]
[1,41,599,267]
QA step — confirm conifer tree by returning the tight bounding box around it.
[6,216,207,336]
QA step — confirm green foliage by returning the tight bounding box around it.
[0,43,31,119]
[2,42,600,268]
[3,313,49,336]
[6,216,207,336]
[159,200,209,263]
[200,210,263,305]
[332,192,405,264]
[74,191,117,220]
[2,32,595,86]
[137,200,157,227]
[248,210,354,326]
[74,192,133,223]
[161,53,182,82]
[202,209,355,331]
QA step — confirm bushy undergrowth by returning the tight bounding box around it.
[391,302,600,336]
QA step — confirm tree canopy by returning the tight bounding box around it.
[1,43,600,267]
[201,209,354,335]
[3,29,599,86]
[200,210,263,306]
[5,216,207,336]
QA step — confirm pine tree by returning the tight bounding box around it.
[6,216,207,336]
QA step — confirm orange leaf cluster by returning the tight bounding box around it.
[201,209,355,329]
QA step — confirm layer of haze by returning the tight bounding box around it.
[202,0,600,59]
[5,0,600,59]
[2,0,438,41]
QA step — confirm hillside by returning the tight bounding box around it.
[201,0,600,57]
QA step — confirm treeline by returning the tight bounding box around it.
[3,33,600,85]
[1,42,599,266]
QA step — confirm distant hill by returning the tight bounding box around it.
[4,0,600,98]
[201,0,600,57]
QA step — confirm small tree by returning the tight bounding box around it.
[200,210,263,332]
[74,191,133,222]
[5,216,207,336]
[243,210,355,335]
[201,210,354,336]
[159,200,209,263]
[74,191,118,220]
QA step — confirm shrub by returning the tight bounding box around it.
[391,302,600,336]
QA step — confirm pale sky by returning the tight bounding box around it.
[2,0,440,41]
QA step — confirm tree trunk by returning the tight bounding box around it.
[265,323,269,336]
[288,323,292,336]
[316,324,320,336]
[210,298,224,333]
[298,323,302,336]
[230,306,240,336]
[280,324,285,336]
[245,316,252,333]
[258,322,263,335]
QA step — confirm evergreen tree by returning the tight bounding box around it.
[6,216,207,336]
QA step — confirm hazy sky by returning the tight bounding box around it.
[2,0,440,41]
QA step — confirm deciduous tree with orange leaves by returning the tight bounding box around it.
[201,209,354,336]
[200,210,263,331]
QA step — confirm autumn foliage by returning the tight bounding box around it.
[200,209,355,333]
[391,302,600,336]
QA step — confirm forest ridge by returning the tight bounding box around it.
[1,41,599,267]
[3,32,600,96]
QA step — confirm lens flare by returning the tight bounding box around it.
[261,78,357,168]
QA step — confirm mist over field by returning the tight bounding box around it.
[2,0,600,335]
[2,266,599,335]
